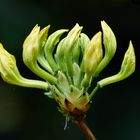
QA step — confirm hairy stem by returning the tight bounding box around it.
[74,120,96,140]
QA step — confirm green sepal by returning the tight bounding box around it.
[73,92,90,110]
[66,85,82,103]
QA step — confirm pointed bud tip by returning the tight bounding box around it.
[128,40,136,66]
[90,31,102,42]
[75,23,80,27]
[76,23,83,30]
[31,24,40,34]
[97,31,102,36]
[41,24,51,31]
[0,43,9,56]
[34,24,39,28]
[128,40,134,51]
[73,23,83,31]
[101,20,106,24]
[101,20,111,32]
[101,20,106,26]
[127,40,135,58]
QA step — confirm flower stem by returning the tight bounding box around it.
[89,84,100,100]
[74,120,96,140]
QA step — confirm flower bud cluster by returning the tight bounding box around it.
[0,21,135,120]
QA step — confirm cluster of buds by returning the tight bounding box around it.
[0,21,136,121]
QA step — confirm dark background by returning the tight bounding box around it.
[0,0,139,140]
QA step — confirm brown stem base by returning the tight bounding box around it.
[74,120,96,140]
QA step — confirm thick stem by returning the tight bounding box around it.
[74,120,96,140]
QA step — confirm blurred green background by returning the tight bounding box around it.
[0,0,140,140]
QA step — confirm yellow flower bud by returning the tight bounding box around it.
[98,41,136,88]
[83,31,103,76]
[23,25,40,65]
[23,25,57,83]
[81,32,103,90]
[0,43,48,90]
[94,21,117,76]
[0,43,19,84]
[0,21,136,122]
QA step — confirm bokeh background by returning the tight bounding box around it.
[0,0,140,140]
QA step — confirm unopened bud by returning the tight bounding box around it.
[64,24,82,77]
[98,41,136,88]
[81,32,103,89]
[83,31,103,76]
[94,21,117,76]
[37,25,53,74]
[44,29,68,72]
[23,25,57,83]
[0,43,48,90]
[23,25,40,66]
